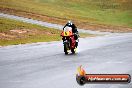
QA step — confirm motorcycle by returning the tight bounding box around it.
[61,26,77,55]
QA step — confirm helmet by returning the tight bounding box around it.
[67,21,72,26]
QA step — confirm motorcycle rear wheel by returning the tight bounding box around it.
[71,48,75,54]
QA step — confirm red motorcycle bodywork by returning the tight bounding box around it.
[61,31,76,49]
[70,35,76,48]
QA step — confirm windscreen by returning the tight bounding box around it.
[64,26,72,32]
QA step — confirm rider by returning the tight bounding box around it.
[63,21,79,47]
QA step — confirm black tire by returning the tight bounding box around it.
[71,48,75,54]
[64,43,68,55]
[65,52,68,55]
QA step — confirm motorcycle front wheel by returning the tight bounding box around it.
[64,43,69,55]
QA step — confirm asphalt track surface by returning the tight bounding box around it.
[0,33,132,88]
[0,13,132,88]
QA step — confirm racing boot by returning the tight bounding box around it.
[75,39,79,48]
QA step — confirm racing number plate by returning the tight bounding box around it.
[64,32,69,36]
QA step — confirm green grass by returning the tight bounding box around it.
[0,0,132,27]
[0,17,94,46]
[0,35,61,46]
[0,18,37,32]
[0,17,61,46]
[0,17,61,33]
